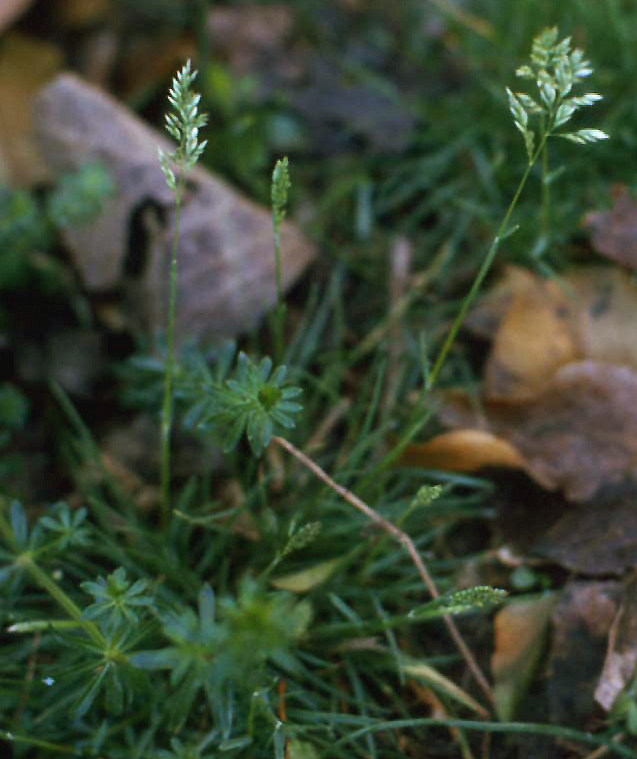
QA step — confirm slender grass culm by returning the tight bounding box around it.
[427,28,607,391]
[271,157,291,364]
[382,27,609,469]
[157,61,208,527]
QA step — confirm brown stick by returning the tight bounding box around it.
[272,435,495,712]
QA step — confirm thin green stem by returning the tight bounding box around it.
[331,718,636,758]
[0,506,16,550]
[16,555,106,649]
[160,188,183,527]
[0,730,76,754]
[540,131,550,239]
[0,500,116,652]
[273,218,283,305]
[426,136,547,391]
[272,208,286,364]
[271,158,290,364]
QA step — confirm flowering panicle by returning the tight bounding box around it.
[158,60,208,196]
[506,27,608,163]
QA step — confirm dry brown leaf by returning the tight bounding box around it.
[568,267,637,370]
[548,581,621,725]
[535,488,637,574]
[470,266,637,388]
[0,32,63,184]
[595,570,637,711]
[492,595,556,720]
[484,274,579,400]
[405,265,637,508]
[583,185,637,271]
[438,361,637,502]
[399,428,525,473]
[33,74,316,342]
[0,0,34,33]
[465,266,540,339]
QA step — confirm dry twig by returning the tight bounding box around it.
[272,435,495,712]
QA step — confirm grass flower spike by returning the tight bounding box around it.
[427,27,607,389]
[158,60,207,525]
[506,27,608,163]
[158,60,208,197]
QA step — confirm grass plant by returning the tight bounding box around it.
[157,61,208,527]
[0,9,632,759]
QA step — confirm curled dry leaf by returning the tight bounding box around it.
[468,265,637,400]
[535,488,637,575]
[548,581,621,725]
[491,595,556,721]
[464,266,538,340]
[33,74,316,342]
[595,570,637,712]
[569,266,637,370]
[406,266,637,501]
[399,428,525,473]
[438,361,637,502]
[483,272,578,400]
[583,184,637,272]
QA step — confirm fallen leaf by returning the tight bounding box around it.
[0,32,62,184]
[468,266,637,400]
[399,428,525,473]
[0,0,35,33]
[569,267,637,371]
[583,185,637,272]
[548,581,620,725]
[491,595,556,721]
[464,266,538,340]
[483,274,579,400]
[33,74,316,342]
[596,570,637,712]
[438,361,637,501]
[534,487,637,575]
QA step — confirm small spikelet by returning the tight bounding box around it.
[158,59,208,198]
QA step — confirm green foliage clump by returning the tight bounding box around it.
[122,341,303,456]
[0,162,113,293]
[46,162,115,228]
[0,383,29,447]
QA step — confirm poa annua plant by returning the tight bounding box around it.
[271,157,291,363]
[156,66,302,518]
[427,27,608,391]
[158,60,208,525]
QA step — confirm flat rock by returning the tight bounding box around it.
[33,73,316,342]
